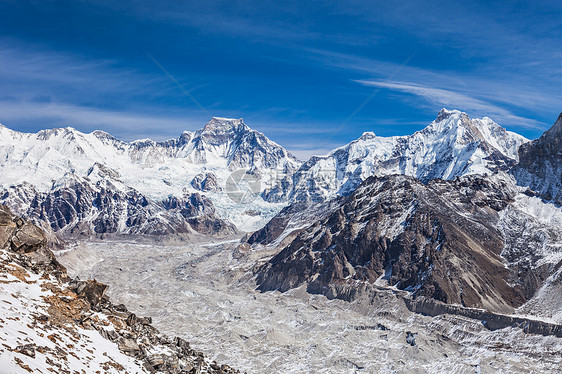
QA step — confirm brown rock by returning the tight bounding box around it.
[76,280,108,307]
[118,337,140,354]
[11,222,46,253]
[15,344,36,358]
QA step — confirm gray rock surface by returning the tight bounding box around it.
[514,112,562,206]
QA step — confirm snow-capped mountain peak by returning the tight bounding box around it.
[200,116,248,133]
[0,109,536,232]
[288,109,528,202]
[0,117,303,232]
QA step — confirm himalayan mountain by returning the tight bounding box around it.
[0,109,541,236]
[1,108,561,313]
[2,109,562,373]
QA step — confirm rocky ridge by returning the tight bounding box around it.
[0,163,237,240]
[253,174,533,312]
[288,109,528,202]
[250,173,562,318]
[514,113,562,205]
[0,204,240,373]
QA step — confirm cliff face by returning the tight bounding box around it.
[253,175,534,312]
[515,113,562,205]
[0,170,237,240]
[0,205,240,374]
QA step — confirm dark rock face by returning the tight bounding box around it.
[0,205,46,253]
[404,296,562,338]
[75,280,109,307]
[514,113,562,205]
[161,193,237,236]
[0,173,236,239]
[254,175,528,311]
[191,172,220,192]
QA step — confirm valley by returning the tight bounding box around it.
[57,237,562,373]
[2,109,562,372]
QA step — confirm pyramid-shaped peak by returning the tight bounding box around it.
[544,112,562,137]
[200,117,248,134]
[435,108,462,122]
[425,109,474,134]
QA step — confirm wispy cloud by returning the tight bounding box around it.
[0,40,214,139]
[356,80,545,130]
[0,41,155,95]
[310,48,562,113]
[0,101,206,141]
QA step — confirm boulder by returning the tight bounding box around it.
[76,280,108,307]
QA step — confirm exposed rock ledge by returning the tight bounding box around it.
[404,296,562,338]
[302,279,562,339]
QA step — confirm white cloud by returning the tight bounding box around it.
[356,80,545,130]
[0,101,207,141]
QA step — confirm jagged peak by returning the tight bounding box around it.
[540,112,562,138]
[91,129,124,144]
[50,171,85,190]
[193,117,253,144]
[359,131,377,141]
[39,126,78,134]
[202,117,247,131]
[436,108,462,122]
[424,109,504,140]
[131,138,156,145]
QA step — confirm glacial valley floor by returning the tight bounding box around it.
[57,236,562,374]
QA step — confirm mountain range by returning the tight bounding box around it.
[245,111,562,320]
[2,108,562,372]
[1,109,561,309]
[0,109,547,236]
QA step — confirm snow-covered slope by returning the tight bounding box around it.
[0,205,240,373]
[0,118,300,232]
[0,110,532,232]
[289,109,528,202]
[0,117,299,199]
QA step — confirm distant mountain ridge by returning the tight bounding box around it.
[244,112,562,321]
[289,109,528,202]
[0,117,301,234]
[0,109,556,239]
[0,117,300,197]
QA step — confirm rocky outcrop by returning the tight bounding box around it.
[191,172,220,192]
[161,193,237,236]
[514,113,562,206]
[0,205,46,252]
[253,175,532,312]
[0,172,237,239]
[0,205,240,373]
[404,296,562,338]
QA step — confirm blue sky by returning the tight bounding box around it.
[0,0,561,159]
